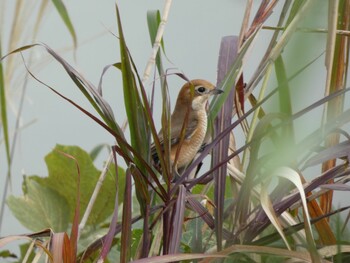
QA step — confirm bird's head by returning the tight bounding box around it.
[176,79,223,111]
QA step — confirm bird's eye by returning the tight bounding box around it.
[196,86,206,93]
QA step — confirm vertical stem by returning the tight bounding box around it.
[321,0,349,218]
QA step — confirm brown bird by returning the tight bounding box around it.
[152,79,223,177]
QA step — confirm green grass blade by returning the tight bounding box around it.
[116,5,148,160]
[116,4,152,215]
[275,55,295,145]
[0,42,10,165]
[147,10,166,75]
[51,0,77,47]
[120,167,132,262]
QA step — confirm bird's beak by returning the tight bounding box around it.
[210,88,224,95]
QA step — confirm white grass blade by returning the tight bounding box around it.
[261,182,291,250]
[273,167,321,261]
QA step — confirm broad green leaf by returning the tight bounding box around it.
[11,144,122,228]
[7,177,70,232]
[33,145,118,225]
[51,0,77,47]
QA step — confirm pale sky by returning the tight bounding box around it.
[2,0,347,247]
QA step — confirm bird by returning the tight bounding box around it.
[152,79,223,178]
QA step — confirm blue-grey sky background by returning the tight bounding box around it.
[0,0,247,239]
[1,0,348,247]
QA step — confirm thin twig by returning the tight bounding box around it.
[246,0,317,99]
[238,0,253,46]
[263,26,350,36]
[78,151,114,239]
[325,0,339,97]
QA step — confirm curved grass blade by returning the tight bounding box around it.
[98,63,121,95]
[130,253,226,263]
[247,164,348,240]
[304,140,350,168]
[51,0,77,48]
[2,44,168,200]
[15,52,166,200]
[200,244,325,263]
[260,183,291,250]
[1,43,119,136]
[253,206,350,246]
[273,167,320,261]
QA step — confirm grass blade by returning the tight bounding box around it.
[0,42,10,165]
[168,185,186,253]
[98,151,121,262]
[51,0,77,47]
[321,0,349,218]
[213,35,239,251]
[120,166,132,262]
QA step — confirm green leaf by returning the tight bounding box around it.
[275,56,292,117]
[147,10,166,76]
[0,42,10,166]
[147,10,165,53]
[7,144,123,231]
[130,229,143,259]
[51,0,77,47]
[33,144,119,225]
[116,4,150,214]
[116,6,148,159]
[7,177,70,232]
[18,242,36,263]
[0,250,17,259]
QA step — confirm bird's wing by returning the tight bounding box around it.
[151,117,199,164]
[169,117,198,144]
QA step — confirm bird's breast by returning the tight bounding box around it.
[171,110,207,169]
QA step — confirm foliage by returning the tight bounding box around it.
[1,1,350,262]
[7,145,119,231]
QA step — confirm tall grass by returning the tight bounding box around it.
[0,0,76,234]
[1,1,350,262]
